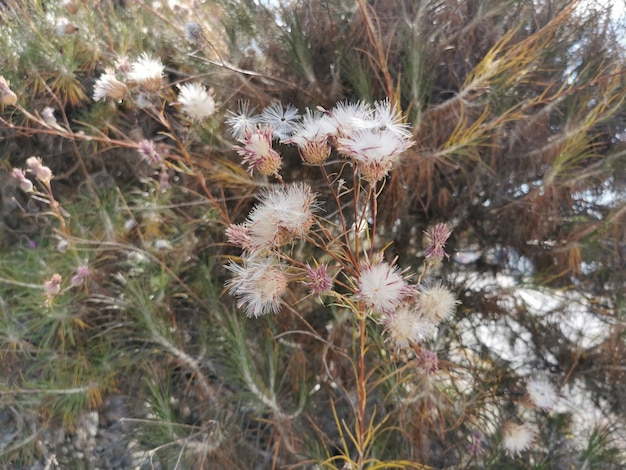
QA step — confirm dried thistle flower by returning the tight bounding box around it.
[416,348,439,375]
[44,274,62,296]
[288,110,333,165]
[225,224,254,252]
[357,260,415,314]
[177,82,215,121]
[137,140,162,166]
[337,127,413,184]
[424,222,452,261]
[526,377,558,411]
[55,18,79,36]
[236,127,282,177]
[502,421,535,456]
[226,256,288,317]
[260,102,301,141]
[26,157,53,184]
[71,265,91,287]
[244,183,316,250]
[225,100,262,141]
[115,56,132,74]
[383,303,434,348]
[12,168,34,192]
[417,280,458,322]
[127,53,164,92]
[303,264,333,298]
[93,69,128,101]
[0,76,17,106]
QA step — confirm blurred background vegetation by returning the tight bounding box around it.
[0,0,625,468]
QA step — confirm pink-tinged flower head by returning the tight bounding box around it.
[177,82,215,121]
[244,183,316,250]
[237,127,282,177]
[467,432,485,456]
[93,69,128,101]
[418,280,458,323]
[127,53,164,92]
[303,264,333,297]
[226,256,288,317]
[526,377,558,411]
[44,273,62,296]
[424,223,452,260]
[225,100,263,141]
[225,223,254,252]
[337,127,413,184]
[357,260,415,313]
[71,265,91,287]
[416,348,439,375]
[137,139,163,166]
[12,168,34,192]
[383,302,434,348]
[26,157,53,184]
[0,76,17,106]
[502,421,535,456]
[287,110,333,165]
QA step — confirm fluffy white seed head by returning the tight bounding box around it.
[225,100,263,141]
[93,69,128,101]
[127,53,164,92]
[526,377,558,411]
[502,421,535,456]
[245,183,316,250]
[260,102,301,141]
[383,303,435,348]
[357,260,415,313]
[418,280,458,323]
[177,82,215,121]
[226,256,288,318]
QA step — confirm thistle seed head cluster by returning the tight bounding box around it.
[226,99,415,182]
[92,54,216,124]
[224,98,457,351]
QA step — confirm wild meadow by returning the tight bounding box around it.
[0,1,625,468]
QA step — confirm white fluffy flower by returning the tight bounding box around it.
[245,183,316,250]
[93,69,127,101]
[337,127,413,184]
[127,53,164,92]
[357,260,414,313]
[371,99,413,138]
[502,421,535,456]
[526,377,558,411]
[260,102,300,141]
[418,280,458,323]
[383,303,435,348]
[177,82,215,121]
[236,127,282,176]
[287,109,334,165]
[327,101,372,137]
[226,100,263,141]
[226,256,288,317]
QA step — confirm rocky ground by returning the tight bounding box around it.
[1,395,164,470]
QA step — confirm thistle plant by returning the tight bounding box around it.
[1,0,624,467]
[224,99,457,467]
